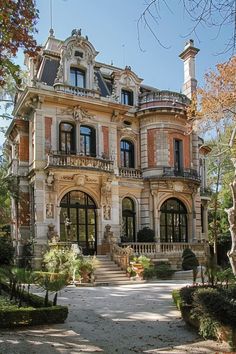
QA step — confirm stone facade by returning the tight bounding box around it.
[6,30,210,267]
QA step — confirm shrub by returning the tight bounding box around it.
[137,227,155,242]
[43,246,77,279]
[143,262,174,280]
[172,289,182,310]
[0,236,14,266]
[143,267,156,280]
[182,248,199,271]
[155,262,174,279]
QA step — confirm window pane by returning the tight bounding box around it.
[78,209,86,224]
[122,198,134,211]
[88,209,95,224]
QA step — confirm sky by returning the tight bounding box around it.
[1,0,233,146]
[30,0,233,92]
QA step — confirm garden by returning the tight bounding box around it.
[0,235,95,328]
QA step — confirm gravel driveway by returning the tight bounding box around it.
[0,281,231,353]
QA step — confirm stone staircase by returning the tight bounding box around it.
[94,255,132,285]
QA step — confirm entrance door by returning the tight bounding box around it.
[60,190,97,255]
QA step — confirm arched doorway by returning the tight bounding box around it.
[160,198,188,243]
[121,197,136,242]
[60,190,97,254]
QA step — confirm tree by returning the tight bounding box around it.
[206,128,234,262]
[193,56,236,274]
[0,0,39,86]
[138,1,236,54]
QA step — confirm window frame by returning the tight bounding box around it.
[59,122,76,154]
[80,125,96,157]
[120,139,135,168]
[70,67,86,88]
[121,89,134,106]
[121,197,136,242]
[174,139,183,172]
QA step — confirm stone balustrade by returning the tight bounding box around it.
[139,90,190,110]
[118,167,142,179]
[121,242,206,256]
[46,152,114,172]
[54,83,100,98]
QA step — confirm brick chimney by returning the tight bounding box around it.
[179,39,199,99]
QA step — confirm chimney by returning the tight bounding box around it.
[179,39,200,99]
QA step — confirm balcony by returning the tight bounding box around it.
[46,152,114,172]
[54,83,100,99]
[139,90,190,111]
[119,167,142,179]
[145,166,201,183]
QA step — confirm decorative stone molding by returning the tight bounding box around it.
[46,171,54,187]
[46,203,54,218]
[101,177,112,220]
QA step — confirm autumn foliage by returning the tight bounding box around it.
[0,0,40,86]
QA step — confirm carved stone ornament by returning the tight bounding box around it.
[46,204,54,218]
[47,223,59,243]
[103,205,111,220]
[55,62,63,83]
[46,172,54,187]
[173,182,184,192]
[74,174,85,186]
[120,127,137,140]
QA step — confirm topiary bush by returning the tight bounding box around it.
[182,248,199,271]
[137,227,155,242]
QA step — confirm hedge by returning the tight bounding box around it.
[172,285,236,350]
[0,305,68,328]
[0,283,68,328]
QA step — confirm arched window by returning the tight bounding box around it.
[160,198,188,243]
[80,126,96,157]
[60,190,97,255]
[121,197,136,242]
[70,67,85,88]
[120,140,134,168]
[59,122,75,154]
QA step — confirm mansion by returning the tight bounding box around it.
[6,29,210,266]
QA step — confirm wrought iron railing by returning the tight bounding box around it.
[146,166,200,182]
[46,152,114,172]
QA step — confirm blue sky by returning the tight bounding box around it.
[30,0,232,92]
[1,0,233,146]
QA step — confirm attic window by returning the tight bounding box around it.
[75,51,83,58]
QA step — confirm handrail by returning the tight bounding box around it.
[110,243,134,271]
[119,167,142,179]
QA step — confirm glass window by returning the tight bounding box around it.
[70,67,85,88]
[80,125,96,157]
[174,139,183,172]
[121,89,133,105]
[59,122,75,154]
[120,140,134,168]
[121,197,135,242]
[160,198,188,243]
[60,190,96,255]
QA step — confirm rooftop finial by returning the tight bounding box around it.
[49,0,55,37]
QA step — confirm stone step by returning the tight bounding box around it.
[94,255,132,285]
[94,269,126,276]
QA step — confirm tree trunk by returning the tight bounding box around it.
[226,174,236,276]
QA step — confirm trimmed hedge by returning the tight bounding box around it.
[172,285,236,349]
[0,283,68,328]
[0,305,68,328]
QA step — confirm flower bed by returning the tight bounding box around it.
[172,285,236,350]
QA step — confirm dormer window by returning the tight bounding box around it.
[121,89,133,106]
[70,67,85,88]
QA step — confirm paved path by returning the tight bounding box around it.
[0,281,231,353]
